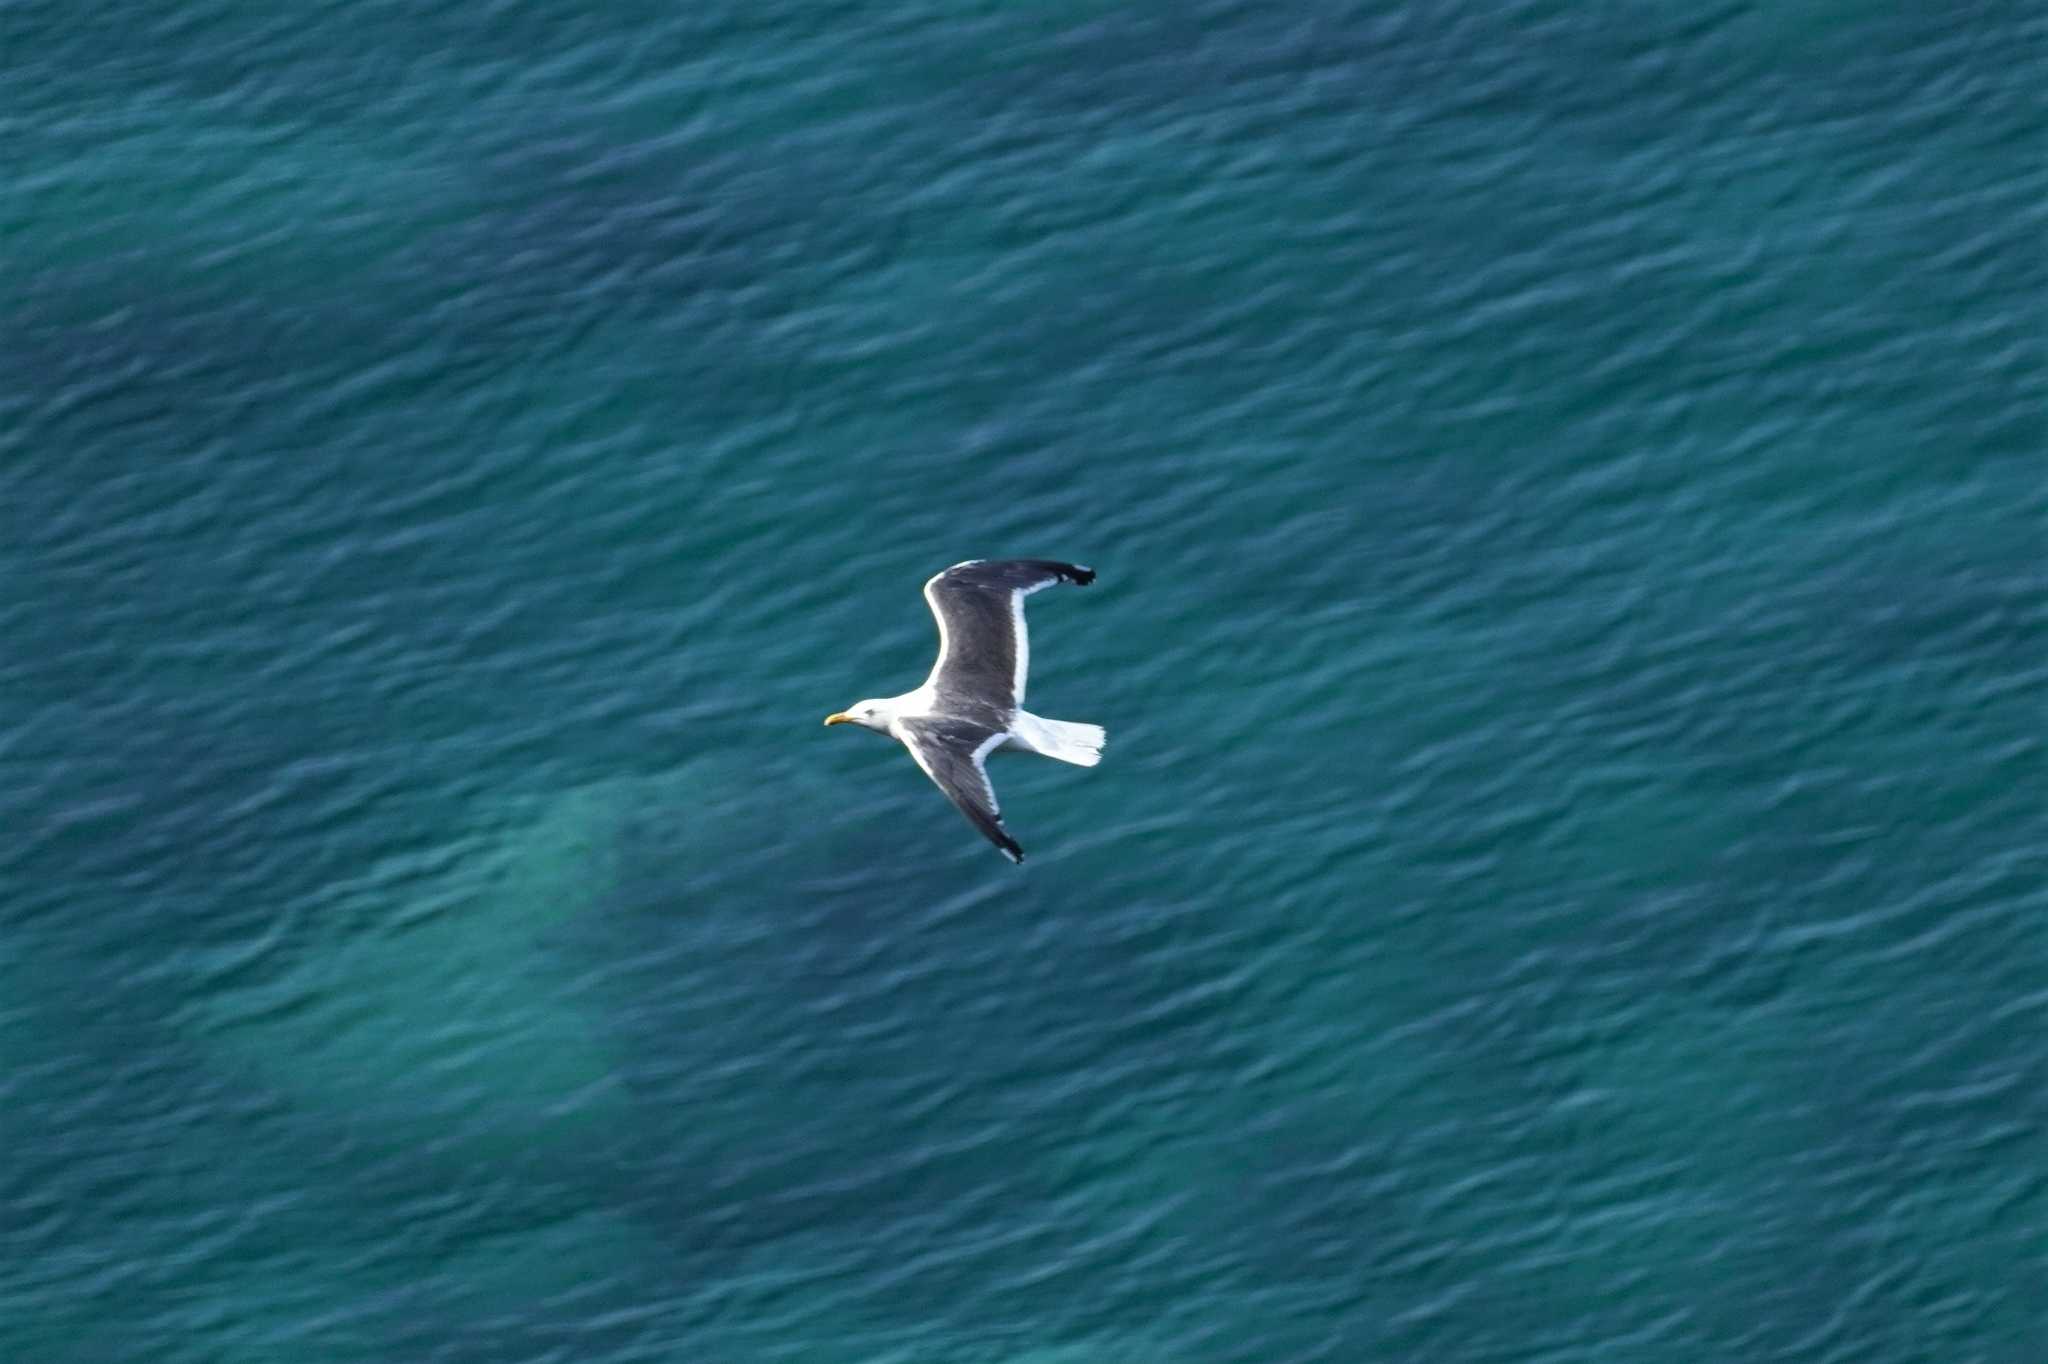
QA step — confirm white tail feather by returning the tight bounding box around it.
[1014,712,1106,767]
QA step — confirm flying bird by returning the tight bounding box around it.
[824,559,1105,863]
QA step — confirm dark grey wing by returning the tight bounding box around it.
[898,716,1025,863]
[921,559,1094,719]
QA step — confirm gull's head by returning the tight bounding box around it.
[823,699,893,733]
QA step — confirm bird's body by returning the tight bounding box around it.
[825,559,1104,862]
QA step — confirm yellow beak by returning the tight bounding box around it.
[823,712,852,726]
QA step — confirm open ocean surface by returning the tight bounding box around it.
[4,3,2042,1361]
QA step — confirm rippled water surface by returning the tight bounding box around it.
[4,3,2042,1360]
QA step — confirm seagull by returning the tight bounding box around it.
[824,559,1106,863]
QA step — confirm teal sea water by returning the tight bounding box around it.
[4,3,2041,1360]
